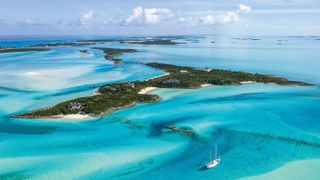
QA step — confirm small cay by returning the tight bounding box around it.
[13,48,313,119]
[165,126,193,135]
[93,47,138,64]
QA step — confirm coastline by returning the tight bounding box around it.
[201,84,212,87]
[15,113,92,121]
[138,71,170,95]
[2,35,319,179]
[145,72,170,81]
[16,102,141,120]
[240,81,256,84]
[61,114,91,119]
[14,52,313,121]
[17,84,217,120]
[138,87,158,94]
[18,82,278,121]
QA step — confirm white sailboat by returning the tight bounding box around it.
[205,145,221,169]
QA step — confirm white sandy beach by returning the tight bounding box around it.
[139,83,212,95]
[138,87,157,94]
[62,114,91,119]
[25,114,93,122]
[145,72,170,81]
[240,81,256,84]
[201,84,212,87]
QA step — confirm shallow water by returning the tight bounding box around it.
[0,35,319,179]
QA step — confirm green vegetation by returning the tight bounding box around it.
[19,37,187,52]
[93,47,138,56]
[29,42,97,47]
[14,61,312,119]
[122,39,180,45]
[0,47,50,54]
[78,39,120,43]
[144,63,312,87]
[79,50,90,54]
[93,47,138,64]
[14,82,160,118]
[78,38,181,45]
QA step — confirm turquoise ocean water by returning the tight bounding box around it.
[0,35,319,179]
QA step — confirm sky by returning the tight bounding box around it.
[0,0,320,36]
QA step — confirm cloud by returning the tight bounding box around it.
[199,11,240,25]
[238,4,252,13]
[125,6,173,25]
[55,18,77,29]
[80,11,94,25]
[178,17,197,26]
[103,18,123,26]
[53,5,251,28]
[196,4,251,25]
[126,6,143,25]
[17,18,45,26]
[253,8,320,14]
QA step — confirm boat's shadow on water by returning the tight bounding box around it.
[198,166,208,171]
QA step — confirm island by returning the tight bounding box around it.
[93,47,138,64]
[79,50,90,54]
[15,37,191,52]
[0,47,50,54]
[29,42,97,47]
[121,39,181,45]
[233,38,261,41]
[77,39,121,43]
[78,37,183,45]
[13,51,312,119]
[165,126,193,135]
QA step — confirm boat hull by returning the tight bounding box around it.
[206,159,220,168]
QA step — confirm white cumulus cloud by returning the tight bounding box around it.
[238,4,252,13]
[80,11,94,25]
[125,6,173,25]
[198,4,251,25]
[199,11,240,25]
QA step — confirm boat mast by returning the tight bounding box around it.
[215,145,218,159]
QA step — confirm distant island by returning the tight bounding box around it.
[0,47,50,54]
[93,47,138,64]
[13,49,312,119]
[29,42,97,47]
[121,39,181,45]
[0,38,182,55]
[79,50,90,54]
[79,38,181,45]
